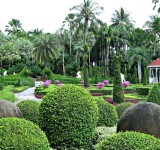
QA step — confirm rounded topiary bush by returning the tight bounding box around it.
[95,97,118,127]
[117,102,160,138]
[97,131,160,150]
[116,102,133,118]
[0,118,50,150]
[147,83,160,105]
[17,100,39,124]
[0,100,23,118]
[39,84,98,149]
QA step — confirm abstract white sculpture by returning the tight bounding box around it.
[76,71,81,78]
[3,71,8,76]
[120,73,125,82]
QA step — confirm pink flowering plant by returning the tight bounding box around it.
[54,80,60,84]
[43,80,51,88]
[103,80,109,85]
[98,82,104,89]
[122,81,130,88]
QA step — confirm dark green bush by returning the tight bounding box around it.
[42,67,53,76]
[113,56,124,103]
[116,102,133,118]
[14,78,21,87]
[26,77,35,87]
[136,87,149,95]
[17,100,39,124]
[147,83,160,105]
[0,75,4,90]
[83,66,90,87]
[96,97,118,127]
[19,67,31,77]
[88,89,113,95]
[0,118,50,150]
[97,131,160,150]
[14,77,35,87]
[39,84,98,149]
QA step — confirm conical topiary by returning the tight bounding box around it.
[147,83,160,105]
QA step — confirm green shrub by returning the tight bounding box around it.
[17,100,39,124]
[88,89,113,95]
[19,67,31,77]
[39,84,98,149]
[97,131,160,150]
[94,66,99,84]
[0,90,16,102]
[26,77,35,87]
[136,87,149,95]
[147,83,160,105]
[0,75,4,90]
[113,56,124,103]
[0,118,50,150]
[83,66,90,87]
[95,97,118,127]
[14,78,21,87]
[14,77,35,87]
[116,102,133,118]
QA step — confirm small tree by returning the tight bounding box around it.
[143,68,148,86]
[113,56,124,103]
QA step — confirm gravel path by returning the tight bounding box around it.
[14,81,43,104]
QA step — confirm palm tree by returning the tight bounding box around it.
[5,19,23,35]
[33,33,61,67]
[126,47,151,83]
[143,15,160,57]
[70,0,103,43]
[111,7,135,27]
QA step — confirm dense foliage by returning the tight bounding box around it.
[97,131,160,150]
[0,118,50,150]
[17,100,39,124]
[96,97,118,127]
[39,84,98,149]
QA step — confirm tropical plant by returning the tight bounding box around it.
[33,33,61,67]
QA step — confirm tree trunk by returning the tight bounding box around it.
[137,61,142,83]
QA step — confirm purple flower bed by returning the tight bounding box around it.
[98,82,104,89]
[43,80,51,88]
[103,80,109,85]
[122,81,130,88]
[54,80,60,84]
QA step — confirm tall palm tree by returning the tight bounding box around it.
[126,47,151,83]
[70,0,103,43]
[111,7,135,27]
[33,33,61,67]
[143,15,160,56]
[5,19,23,35]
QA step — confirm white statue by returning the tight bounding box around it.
[120,73,125,82]
[13,72,16,75]
[3,71,8,76]
[76,71,81,78]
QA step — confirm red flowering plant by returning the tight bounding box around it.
[43,80,51,88]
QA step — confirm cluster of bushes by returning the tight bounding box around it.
[0,90,17,102]
[14,77,35,87]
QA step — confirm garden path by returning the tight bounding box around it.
[14,81,43,104]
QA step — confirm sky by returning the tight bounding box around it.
[0,0,158,33]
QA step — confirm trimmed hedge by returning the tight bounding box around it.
[0,118,50,150]
[147,83,160,105]
[88,89,112,95]
[136,87,149,95]
[14,77,35,87]
[17,100,39,124]
[116,102,133,118]
[97,131,160,150]
[96,97,118,127]
[39,84,98,149]
[0,90,17,102]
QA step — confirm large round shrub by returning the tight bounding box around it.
[117,102,160,138]
[39,84,98,149]
[0,118,50,150]
[116,102,133,118]
[97,131,160,150]
[0,100,23,118]
[17,100,39,124]
[96,97,118,127]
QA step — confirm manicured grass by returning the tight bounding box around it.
[3,85,30,93]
